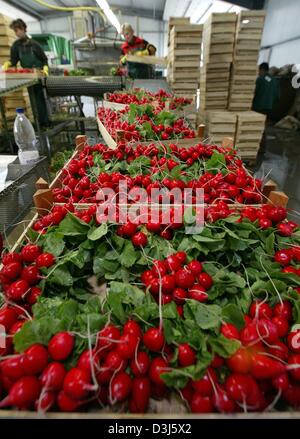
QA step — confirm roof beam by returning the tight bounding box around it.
[5,0,44,19]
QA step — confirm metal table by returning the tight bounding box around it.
[0,156,49,234]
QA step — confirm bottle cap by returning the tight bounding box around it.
[16,108,24,114]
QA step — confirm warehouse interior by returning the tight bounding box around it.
[1,0,300,419]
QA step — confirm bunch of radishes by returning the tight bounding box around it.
[0,245,55,304]
[0,322,171,413]
[141,252,213,311]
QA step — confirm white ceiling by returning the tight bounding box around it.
[163,0,245,23]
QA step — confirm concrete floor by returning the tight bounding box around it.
[255,126,300,219]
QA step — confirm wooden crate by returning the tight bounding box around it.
[202,13,237,64]
[97,116,203,150]
[126,54,167,67]
[199,110,237,144]
[167,23,202,96]
[235,111,266,158]
[228,10,265,111]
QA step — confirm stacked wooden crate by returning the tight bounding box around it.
[200,13,237,110]
[0,14,14,67]
[235,111,266,159]
[228,10,266,111]
[167,17,190,46]
[0,14,33,129]
[199,110,237,145]
[167,22,202,99]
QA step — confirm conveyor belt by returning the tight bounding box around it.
[44,76,125,97]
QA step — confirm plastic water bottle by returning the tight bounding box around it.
[13,108,39,165]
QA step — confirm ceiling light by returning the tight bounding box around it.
[95,0,121,33]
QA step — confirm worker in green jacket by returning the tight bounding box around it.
[252,62,280,116]
[2,18,49,126]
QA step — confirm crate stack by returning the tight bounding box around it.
[228,10,266,111]
[199,110,237,146]
[235,111,266,159]
[200,13,237,111]
[0,14,14,67]
[167,22,202,99]
[0,14,33,130]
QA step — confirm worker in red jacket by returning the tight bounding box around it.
[120,23,156,79]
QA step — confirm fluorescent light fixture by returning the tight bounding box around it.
[242,19,250,24]
[95,0,121,33]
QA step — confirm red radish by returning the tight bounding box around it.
[227,348,252,374]
[123,320,142,340]
[40,362,66,390]
[198,272,213,289]
[143,327,165,352]
[48,332,74,361]
[7,279,29,301]
[249,301,273,320]
[21,344,48,375]
[272,373,290,391]
[120,222,137,238]
[151,261,167,277]
[21,265,40,285]
[221,323,240,340]
[110,372,132,403]
[149,357,169,386]
[116,333,139,359]
[146,222,161,233]
[212,387,236,413]
[34,390,56,412]
[130,351,150,376]
[192,368,217,396]
[175,252,187,264]
[287,329,300,354]
[21,244,41,263]
[272,316,289,338]
[165,254,182,272]
[256,318,279,343]
[173,288,187,304]
[27,286,42,305]
[190,393,213,413]
[225,374,252,403]
[274,249,293,266]
[97,325,121,351]
[2,252,22,265]
[1,262,23,280]
[250,354,285,379]
[131,232,148,247]
[63,367,91,400]
[288,354,300,382]
[187,261,203,276]
[104,350,127,371]
[0,307,17,330]
[77,350,99,377]
[57,390,79,412]
[36,253,55,268]
[180,381,193,402]
[0,376,40,409]
[273,301,293,321]
[1,356,24,381]
[130,377,150,413]
[269,340,289,361]
[178,343,196,367]
[175,268,195,289]
[161,274,176,293]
